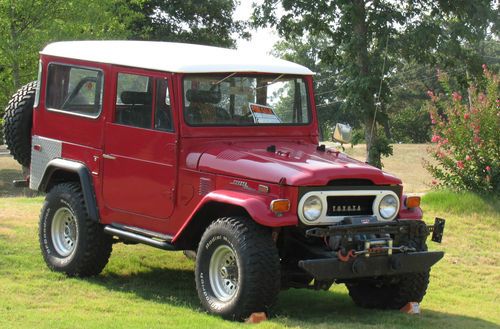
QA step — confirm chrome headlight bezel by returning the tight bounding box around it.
[302,195,323,222]
[378,194,399,220]
[298,190,400,225]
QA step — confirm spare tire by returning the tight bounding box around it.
[3,81,38,167]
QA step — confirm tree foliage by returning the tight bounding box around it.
[253,0,499,168]
[0,0,246,143]
[115,0,250,47]
[0,0,129,115]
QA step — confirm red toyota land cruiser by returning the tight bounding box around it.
[3,41,445,321]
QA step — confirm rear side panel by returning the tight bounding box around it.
[30,136,62,190]
[32,55,110,211]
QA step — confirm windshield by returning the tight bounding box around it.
[183,74,310,126]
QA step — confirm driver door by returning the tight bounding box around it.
[102,67,176,225]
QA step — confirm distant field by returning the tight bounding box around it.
[0,192,498,328]
[328,143,434,193]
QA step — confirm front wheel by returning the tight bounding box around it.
[39,182,112,277]
[195,217,280,321]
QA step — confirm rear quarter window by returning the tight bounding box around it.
[45,63,103,118]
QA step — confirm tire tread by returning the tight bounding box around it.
[3,81,38,167]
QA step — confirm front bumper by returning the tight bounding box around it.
[299,251,444,281]
[304,217,446,243]
[297,217,446,281]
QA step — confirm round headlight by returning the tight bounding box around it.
[303,196,323,221]
[379,194,398,220]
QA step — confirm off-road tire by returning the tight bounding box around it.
[195,217,280,321]
[346,241,430,309]
[39,182,112,277]
[3,81,38,167]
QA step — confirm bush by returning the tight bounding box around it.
[425,65,500,194]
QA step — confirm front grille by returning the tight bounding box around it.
[326,195,375,216]
[327,179,374,186]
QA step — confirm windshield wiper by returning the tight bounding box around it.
[213,73,288,90]
[256,74,286,90]
[213,72,238,85]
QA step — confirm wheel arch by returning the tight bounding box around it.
[38,158,100,222]
[173,201,250,250]
[173,189,297,249]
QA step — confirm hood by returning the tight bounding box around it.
[192,142,401,186]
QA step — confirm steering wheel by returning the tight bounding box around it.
[215,107,231,120]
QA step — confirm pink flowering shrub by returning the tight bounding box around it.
[425,66,500,194]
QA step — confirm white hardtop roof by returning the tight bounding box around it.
[40,41,314,75]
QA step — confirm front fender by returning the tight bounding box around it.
[398,195,423,220]
[172,189,298,242]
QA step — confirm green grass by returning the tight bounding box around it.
[0,192,499,329]
[422,190,500,217]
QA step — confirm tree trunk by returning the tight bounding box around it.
[381,113,392,140]
[352,0,381,168]
[365,114,382,168]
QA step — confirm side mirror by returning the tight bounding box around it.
[331,123,352,144]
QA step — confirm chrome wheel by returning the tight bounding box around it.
[209,245,239,301]
[51,207,78,257]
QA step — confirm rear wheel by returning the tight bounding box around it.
[195,217,280,321]
[39,182,112,277]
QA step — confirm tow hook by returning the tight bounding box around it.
[337,249,356,262]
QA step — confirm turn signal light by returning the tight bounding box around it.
[405,196,421,209]
[270,199,290,213]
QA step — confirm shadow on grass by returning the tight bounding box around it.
[274,288,500,329]
[86,266,499,329]
[87,266,200,309]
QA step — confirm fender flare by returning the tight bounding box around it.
[398,195,423,220]
[38,158,100,222]
[172,189,298,242]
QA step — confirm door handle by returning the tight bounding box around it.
[102,154,116,160]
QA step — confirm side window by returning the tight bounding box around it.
[154,78,173,131]
[46,64,103,117]
[115,73,153,128]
